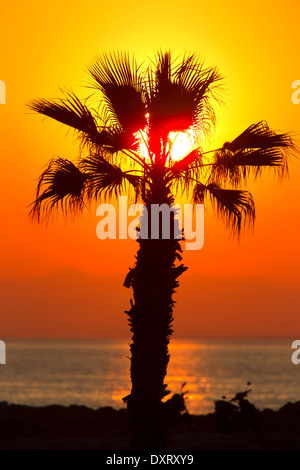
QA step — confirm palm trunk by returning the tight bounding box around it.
[124,170,186,449]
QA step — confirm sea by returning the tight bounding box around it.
[0,338,299,415]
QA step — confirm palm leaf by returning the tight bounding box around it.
[212,122,294,186]
[29,158,88,222]
[174,53,222,133]
[223,121,293,152]
[28,91,136,152]
[89,52,146,134]
[168,149,204,196]
[169,149,202,175]
[28,91,102,145]
[81,152,142,201]
[146,51,222,144]
[212,129,292,187]
[193,182,255,233]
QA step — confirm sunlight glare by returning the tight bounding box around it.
[134,125,198,163]
[168,128,197,162]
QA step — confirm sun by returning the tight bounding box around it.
[134,125,198,163]
[167,128,198,162]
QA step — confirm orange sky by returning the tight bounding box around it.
[1,0,300,338]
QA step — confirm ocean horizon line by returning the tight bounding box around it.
[1,336,296,341]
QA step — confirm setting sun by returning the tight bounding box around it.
[168,128,197,162]
[134,126,197,163]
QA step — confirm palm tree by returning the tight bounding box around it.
[28,51,294,449]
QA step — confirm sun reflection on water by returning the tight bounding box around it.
[1,339,299,415]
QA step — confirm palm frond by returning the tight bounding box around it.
[145,51,222,143]
[174,53,222,132]
[212,122,294,187]
[80,152,142,201]
[223,121,293,152]
[213,147,289,187]
[89,52,146,134]
[28,91,103,146]
[28,90,137,152]
[169,149,202,176]
[193,182,255,234]
[29,158,88,222]
[167,149,204,196]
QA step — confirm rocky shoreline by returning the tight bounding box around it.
[0,400,300,450]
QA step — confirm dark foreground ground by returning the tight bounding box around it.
[0,400,300,450]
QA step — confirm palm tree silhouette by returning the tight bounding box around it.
[28,51,294,449]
